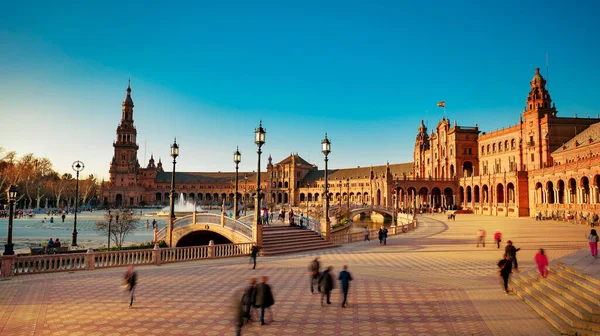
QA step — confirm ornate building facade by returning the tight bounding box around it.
[103,68,600,218]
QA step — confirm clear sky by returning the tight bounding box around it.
[1,1,599,180]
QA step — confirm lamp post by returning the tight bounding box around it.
[321,133,331,240]
[3,185,18,255]
[234,147,241,219]
[71,161,84,246]
[244,174,248,215]
[253,121,266,245]
[168,139,179,247]
[346,178,350,210]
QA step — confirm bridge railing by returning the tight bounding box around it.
[1,242,254,277]
[329,216,419,245]
[293,214,322,235]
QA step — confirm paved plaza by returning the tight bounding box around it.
[0,213,593,336]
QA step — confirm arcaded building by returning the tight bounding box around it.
[103,68,600,218]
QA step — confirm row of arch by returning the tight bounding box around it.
[154,192,259,204]
[533,175,600,205]
[481,139,518,155]
[458,183,517,206]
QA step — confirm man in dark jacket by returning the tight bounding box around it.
[319,266,334,306]
[252,276,275,325]
[309,257,321,293]
[338,265,353,308]
[243,278,257,322]
[504,240,521,271]
[250,245,259,270]
[497,253,513,294]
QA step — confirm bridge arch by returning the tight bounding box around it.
[176,231,234,247]
[165,214,253,247]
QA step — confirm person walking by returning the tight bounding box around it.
[364,227,370,241]
[233,286,247,336]
[252,276,275,325]
[505,240,521,272]
[534,248,549,277]
[250,245,259,269]
[476,229,486,247]
[493,230,502,249]
[383,226,388,245]
[497,253,513,294]
[318,266,334,306]
[338,265,353,308]
[586,229,599,258]
[309,257,321,293]
[61,213,66,222]
[123,265,137,308]
[243,278,257,323]
[378,227,385,245]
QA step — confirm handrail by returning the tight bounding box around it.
[293,214,322,235]
[156,213,252,241]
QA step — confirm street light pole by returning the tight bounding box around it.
[3,185,18,255]
[253,121,266,246]
[244,174,248,216]
[346,178,350,210]
[72,161,84,246]
[321,134,331,240]
[233,147,241,219]
[168,139,179,247]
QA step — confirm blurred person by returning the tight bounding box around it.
[252,276,275,325]
[309,257,321,293]
[534,248,549,277]
[338,265,353,308]
[319,266,334,306]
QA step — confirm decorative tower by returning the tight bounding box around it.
[266,154,274,203]
[413,120,429,178]
[108,81,140,205]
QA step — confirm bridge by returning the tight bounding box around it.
[333,205,398,220]
[155,213,253,247]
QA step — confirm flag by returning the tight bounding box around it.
[437,101,445,108]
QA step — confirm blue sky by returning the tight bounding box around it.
[1,1,599,179]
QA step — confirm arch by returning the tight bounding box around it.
[492,143,497,152]
[307,193,313,202]
[431,187,442,207]
[557,180,565,204]
[487,144,490,153]
[205,193,212,201]
[450,165,455,178]
[176,231,233,247]
[443,187,454,206]
[155,193,162,202]
[283,193,289,204]
[458,186,464,205]
[581,176,590,204]
[481,145,485,155]
[213,193,219,203]
[115,194,123,207]
[363,192,369,203]
[568,178,577,203]
[198,193,203,201]
[535,182,544,204]
[482,185,489,203]
[507,183,515,204]
[284,181,289,188]
[511,138,516,150]
[314,193,319,202]
[300,193,305,202]
[466,186,472,203]
[272,193,276,203]
[278,182,282,188]
[277,193,282,203]
[462,161,473,177]
[474,185,480,203]
[504,140,509,151]
[594,175,600,204]
[546,181,555,204]
[496,183,504,204]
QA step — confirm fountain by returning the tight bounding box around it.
[156,198,207,216]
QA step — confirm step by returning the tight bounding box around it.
[263,234,324,242]
[262,242,332,252]
[542,272,600,315]
[261,244,337,256]
[263,231,320,238]
[553,263,600,296]
[512,276,600,332]
[521,272,600,322]
[515,287,593,336]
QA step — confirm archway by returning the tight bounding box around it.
[496,183,504,204]
[462,161,473,177]
[284,193,289,204]
[507,183,515,204]
[535,182,543,204]
[300,193,305,202]
[418,187,428,207]
[155,193,162,203]
[557,180,565,204]
[474,185,480,203]
[376,189,381,206]
[568,178,576,203]
[458,186,464,206]
[277,193,282,203]
[547,181,555,204]
[431,187,441,207]
[450,165,455,178]
[443,187,454,206]
[176,231,233,247]
[482,185,489,203]
[582,176,590,203]
[115,194,123,207]
[466,186,472,203]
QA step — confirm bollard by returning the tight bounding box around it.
[153,244,162,265]
[1,256,15,277]
[86,248,96,270]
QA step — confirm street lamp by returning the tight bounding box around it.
[254,121,266,226]
[346,178,350,210]
[244,174,248,215]
[3,185,18,255]
[233,147,241,219]
[168,138,179,246]
[71,161,84,246]
[321,133,331,238]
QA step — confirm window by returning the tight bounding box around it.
[531,153,534,162]
[468,148,472,154]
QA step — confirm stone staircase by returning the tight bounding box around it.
[512,262,600,336]
[260,226,335,256]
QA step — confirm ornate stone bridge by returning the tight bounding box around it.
[156,213,253,246]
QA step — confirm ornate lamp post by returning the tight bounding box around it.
[71,161,84,246]
[244,174,248,215]
[3,185,18,255]
[233,147,241,219]
[346,178,350,210]
[253,121,266,245]
[321,133,331,240]
[168,139,179,246]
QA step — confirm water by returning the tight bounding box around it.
[0,208,222,254]
[159,198,205,214]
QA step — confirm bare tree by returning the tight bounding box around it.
[80,174,98,206]
[95,211,139,248]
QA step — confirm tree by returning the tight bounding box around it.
[95,211,139,248]
[80,174,98,206]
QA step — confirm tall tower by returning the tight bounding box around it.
[413,120,429,178]
[109,81,140,190]
[522,68,556,170]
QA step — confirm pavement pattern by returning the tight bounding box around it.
[0,213,593,336]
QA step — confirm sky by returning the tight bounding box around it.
[1,1,599,180]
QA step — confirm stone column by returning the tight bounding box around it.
[153,244,162,265]
[85,248,95,270]
[1,256,15,277]
[167,217,174,247]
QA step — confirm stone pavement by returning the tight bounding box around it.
[0,213,593,336]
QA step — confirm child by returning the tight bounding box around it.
[534,248,549,277]
[493,230,502,249]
